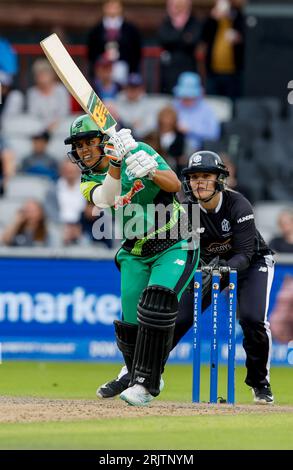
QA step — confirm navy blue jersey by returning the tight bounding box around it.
[190,190,273,271]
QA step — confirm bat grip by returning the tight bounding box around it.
[104,126,132,162]
[104,126,120,161]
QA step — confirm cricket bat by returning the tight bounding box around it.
[40,33,117,137]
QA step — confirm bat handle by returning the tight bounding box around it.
[106,126,117,138]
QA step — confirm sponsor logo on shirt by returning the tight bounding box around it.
[206,239,232,254]
[237,214,254,224]
[221,219,231,232]
[114,180,145,209]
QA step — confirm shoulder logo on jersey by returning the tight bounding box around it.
[114,179,145,210]
[221,219,231,232]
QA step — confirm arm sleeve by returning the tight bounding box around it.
[91,173,121,209]
[80,173,121,208]
[226,253,250,271]
[226,196,256,272]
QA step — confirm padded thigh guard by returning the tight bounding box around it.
[114,320,138,373]
[131,285,178,397]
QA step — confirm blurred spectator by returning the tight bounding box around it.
[199,0,245,99]
[45,160,86,245]
[158,0,202,94]
[144,105,187,175]
[270,275,293,344]
[80,202,113,248]
[0,136,16,196]
[27,59,70,131]
[87,0,142,85]
[21,131,58,182]
[0,36,18,75]
[92,52,121,101]
[173,72,220,152]
[1,199,50,247]
[116,74,156,139]
[0,71,24,126]
[269,210,293,253]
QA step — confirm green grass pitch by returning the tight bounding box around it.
[0,361,292,450]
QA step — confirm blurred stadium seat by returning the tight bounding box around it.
[234,97,281,138]
[47,138,68,162]
[5,175,55,202]
[236,158,265,203]
[0,199,23,229]
[146,94,173,113]
[252,138,293,200]
[2,114,45,137]
[221,119,263,162]
[235,97,281,121]
[271,119,293,142]
[205,96,233,123]
[5,137,32,167]
[50,116,79,138]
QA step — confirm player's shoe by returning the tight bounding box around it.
[119,378,164,407]
[252,385,274,404]
[96,366,130,399]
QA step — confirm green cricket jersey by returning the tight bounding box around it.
[80,142,188,257]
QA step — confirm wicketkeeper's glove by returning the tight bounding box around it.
[200,256,220,297]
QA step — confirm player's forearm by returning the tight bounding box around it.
[226,253,250,272]
[107,163,121,180]
[91,172,121,208]
[152,170,181,193]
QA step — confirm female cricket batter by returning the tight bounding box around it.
[64,114,199,406]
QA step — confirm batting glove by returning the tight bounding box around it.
[104,129,138,163]
[125,150,158,178]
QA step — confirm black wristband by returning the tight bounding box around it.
[109,159,121,168]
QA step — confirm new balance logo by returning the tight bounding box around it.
[174,259,185,266]
[136,377,145,384]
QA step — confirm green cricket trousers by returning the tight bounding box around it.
[116,240,200,324]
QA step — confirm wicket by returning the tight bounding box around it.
[192,267,237,404]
